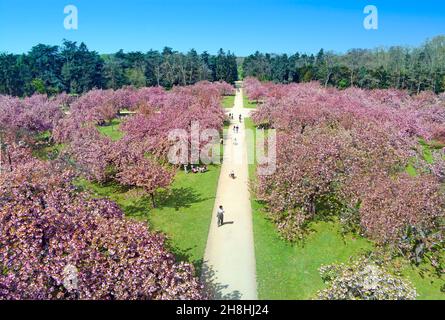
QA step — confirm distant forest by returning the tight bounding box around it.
[1,36,444,96]
[242,36,445,94]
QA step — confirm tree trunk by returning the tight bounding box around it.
[307,195,316,218]
[8,151,12,172]
[324,72,332,88]
[151,193,156,208]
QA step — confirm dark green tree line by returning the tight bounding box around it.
[0,41,238,96]
[2,36,444,96]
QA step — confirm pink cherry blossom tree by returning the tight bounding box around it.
[0,155,203,300]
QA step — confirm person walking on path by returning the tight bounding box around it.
[217,205,225,227]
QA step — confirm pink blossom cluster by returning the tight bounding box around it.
[120,81,227,161]
[0,94,64,140]
[0,149,203,300]
[52,86,168,142]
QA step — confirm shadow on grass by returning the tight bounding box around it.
[156,187,209,211]
[88,180,132,195]
[200,263,242,300]
[122,196,151,218]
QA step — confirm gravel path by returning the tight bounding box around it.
[201,86,258,300]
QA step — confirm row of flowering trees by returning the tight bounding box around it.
[53,81,231,143]
[55,81,230,205]
[246,77,445,269]
[0,81,233,299]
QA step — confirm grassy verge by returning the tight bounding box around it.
[243,95,258,109]
[222,95,235,108]
[245,117,444,300]
[148,167,221,273]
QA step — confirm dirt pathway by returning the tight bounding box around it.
[201,86,258,300]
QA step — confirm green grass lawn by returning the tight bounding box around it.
[78,165,221,274]
[222,95,235,108]
[147,167,221,273]
[243,95,258,109]
[245,117,444,300]
[97,119,124,141]
[398,259,445,300]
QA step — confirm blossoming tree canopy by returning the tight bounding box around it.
[250,79,445,266]
[0,154,203,300]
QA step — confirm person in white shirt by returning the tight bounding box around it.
[217,205,225,227]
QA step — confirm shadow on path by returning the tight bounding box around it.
[201,263,242,300]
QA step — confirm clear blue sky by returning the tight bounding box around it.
[0,0,444,56]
